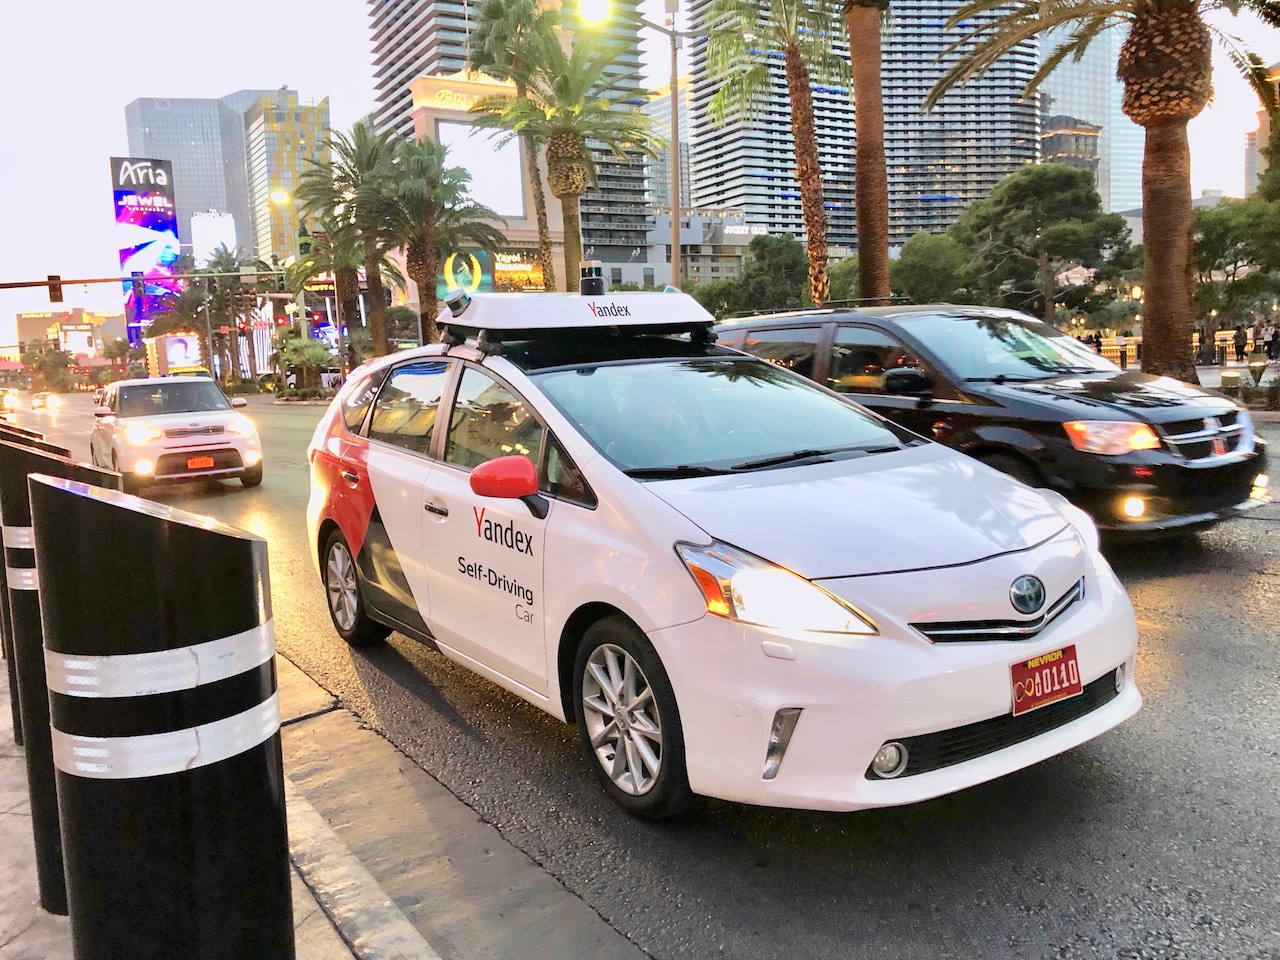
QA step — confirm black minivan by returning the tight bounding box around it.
[715,305,1269,532]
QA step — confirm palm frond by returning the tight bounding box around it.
[1222,43,1278,116]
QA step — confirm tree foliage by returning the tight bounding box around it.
[890,233,965,304]
[828,255,859,303]
[1193,196,1280,320]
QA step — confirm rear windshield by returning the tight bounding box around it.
[118,381,231,418]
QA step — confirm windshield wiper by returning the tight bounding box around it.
[729,445,896,472]
[623,465,727,479]
[963,374,1041,383]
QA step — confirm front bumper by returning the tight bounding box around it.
[649,548,1139,812]
[116,438,262,480]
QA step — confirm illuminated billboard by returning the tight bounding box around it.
[59,324,95,358]
[111,157,181,343]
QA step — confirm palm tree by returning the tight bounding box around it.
[102,338,130,378]
[470,37,665,277]
[469,0,561,292]
[392,138,508,343]
[205,245,270,380]
[843,0,891,303]
[924,0,1279,383]
[298,123,400,356]
[705,0,845,305]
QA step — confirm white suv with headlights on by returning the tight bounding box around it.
[307,289,1141,820]
[91,377,263,494]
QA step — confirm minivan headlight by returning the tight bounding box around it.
[1064,420,1160,455]
[675,540,877,635]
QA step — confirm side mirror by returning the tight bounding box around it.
[231,397,249,408]
[884,367,933,396]
[94,406,112,417]
[469,455,549,519]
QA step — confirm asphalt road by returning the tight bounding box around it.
[15,392,1280,960]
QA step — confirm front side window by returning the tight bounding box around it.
[543,434,596,508]
[117,381,230,417]
[445,367,545,470]
[368,361,452,455]
[829,326,926,395]
[738,327,821,379]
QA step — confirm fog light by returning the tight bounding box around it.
[134,459,155,476]
[1115,664,1125,693]
[871,741,908,779]
[1121,496,1145,519]
[1255,473,1269,490]
[762,707,802,780]
[244,449,262,467]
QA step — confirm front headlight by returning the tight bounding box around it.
[1064,420,1160,455]
[225,414,255,437]
[122,424,163,445]
[675,540,877,635]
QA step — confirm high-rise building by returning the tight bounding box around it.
[245,90,331,261]
[368,0,651,264]
[688,0,1038,250]
[643,77,693,213]
[1244,62,1280,196]
[882,0,1039,242]
[1041,114,1101,175]
[1040,29,1142,212]
[125,88,321,256]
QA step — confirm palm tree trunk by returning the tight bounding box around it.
[516,80,556,293]
[420,210,441,343]
[1141,122,1199,383]
[846,4,891,304]
[783,45,830,306]
[363,243,391,356]
[559,195,583,288]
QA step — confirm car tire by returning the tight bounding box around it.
[977,451,1043,489]
[573,614,693,820]
[241,464,264,488]
[322,529,389,647]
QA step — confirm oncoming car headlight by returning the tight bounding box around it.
[226,414,255,436]
[122,424,163,445]
[675,540,877,635]
[1064,420,1160,456]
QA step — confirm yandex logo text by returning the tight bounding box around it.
[587,301,632,318]
[473,507,535,555]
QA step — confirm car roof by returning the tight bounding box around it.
[439,291,715,338]
[108,376,217,387]
[715,303,1039,329]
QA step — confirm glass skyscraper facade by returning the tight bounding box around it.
[245,91,331,261]
[689,0,1039,250]
[1040,28,1142,213]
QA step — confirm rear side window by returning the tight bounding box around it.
[368,361,453,456]
[738,327,821,379]
[341,371,386,433]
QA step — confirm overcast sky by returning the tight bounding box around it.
[1,1,1276,339]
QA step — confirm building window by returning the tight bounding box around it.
[611,267,622,284]
[643,268,654,286]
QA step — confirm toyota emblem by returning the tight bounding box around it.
[1009,576,1046,615]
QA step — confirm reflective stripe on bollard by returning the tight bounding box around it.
[30,476,294,960]
[0,442,116,916]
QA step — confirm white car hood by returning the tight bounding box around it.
[645,444,1069,578]
[120,410,243,429]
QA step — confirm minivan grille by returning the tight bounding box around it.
[1159,414,1247,461]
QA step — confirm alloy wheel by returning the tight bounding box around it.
[325,541,359,633]
[581,643,663,796]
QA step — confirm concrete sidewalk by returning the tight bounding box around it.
[0,655,432,960]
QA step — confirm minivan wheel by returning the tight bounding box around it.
[322,529,389,647]
[574,615,693,819]
[978,452,1043,489]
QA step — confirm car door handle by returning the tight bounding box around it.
[340,469,359,484]
[425,502,448,517]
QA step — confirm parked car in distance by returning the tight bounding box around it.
[90,377,262,494]
[717,305,1269,533]
[307,290,1141,819]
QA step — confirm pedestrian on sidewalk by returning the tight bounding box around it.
[1115,331,1128,370]
[1262,323,1274,362]
[1235,325,1248,363]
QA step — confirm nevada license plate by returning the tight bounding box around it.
[1011,645,1083,716]
[187,456,215,469]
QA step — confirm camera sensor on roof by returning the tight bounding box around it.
[580,259,606,297]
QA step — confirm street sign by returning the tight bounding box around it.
[219,326,229,334]
[251,319,270,330]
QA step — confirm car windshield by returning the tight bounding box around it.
[897,312,1117,381]
[118,381,231,418]
[531,356,907,476]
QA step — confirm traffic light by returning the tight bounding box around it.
[312,312,322,325]
[237,318,247,333]
[47,275,63,303]
[131,271,145,300]
[274,314,288,327]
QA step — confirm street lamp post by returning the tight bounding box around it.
[580,0,696,288]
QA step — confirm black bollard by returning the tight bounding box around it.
[0,442,117,915]
[0,434,69,747]
[30,476,294,960]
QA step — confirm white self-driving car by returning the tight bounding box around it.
[91,377,263,494]
[306,288,1141,818]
